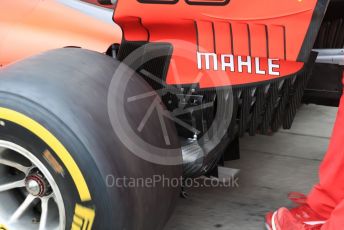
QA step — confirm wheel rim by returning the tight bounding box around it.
[0,140,65,230]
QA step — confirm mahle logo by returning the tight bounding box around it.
[197,52,281,76]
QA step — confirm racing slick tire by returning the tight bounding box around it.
[0,48,182,230]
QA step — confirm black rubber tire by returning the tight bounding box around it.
[0,48,182,230]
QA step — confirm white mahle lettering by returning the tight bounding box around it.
[196,52,280,76]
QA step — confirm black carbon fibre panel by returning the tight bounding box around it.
[314,1,344,48]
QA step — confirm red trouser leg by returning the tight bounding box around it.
[321,201,344,229]
[307,73,344,229]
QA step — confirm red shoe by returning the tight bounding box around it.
[271,208,324,230]
[265,193,326,230]
[288,192,308,205]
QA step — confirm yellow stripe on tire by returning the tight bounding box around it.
[0,107,91,202]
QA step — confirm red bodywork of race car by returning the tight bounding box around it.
[114,0,326,88]
[0,0,121,67]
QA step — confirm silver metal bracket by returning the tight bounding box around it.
[314,49,344,66]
